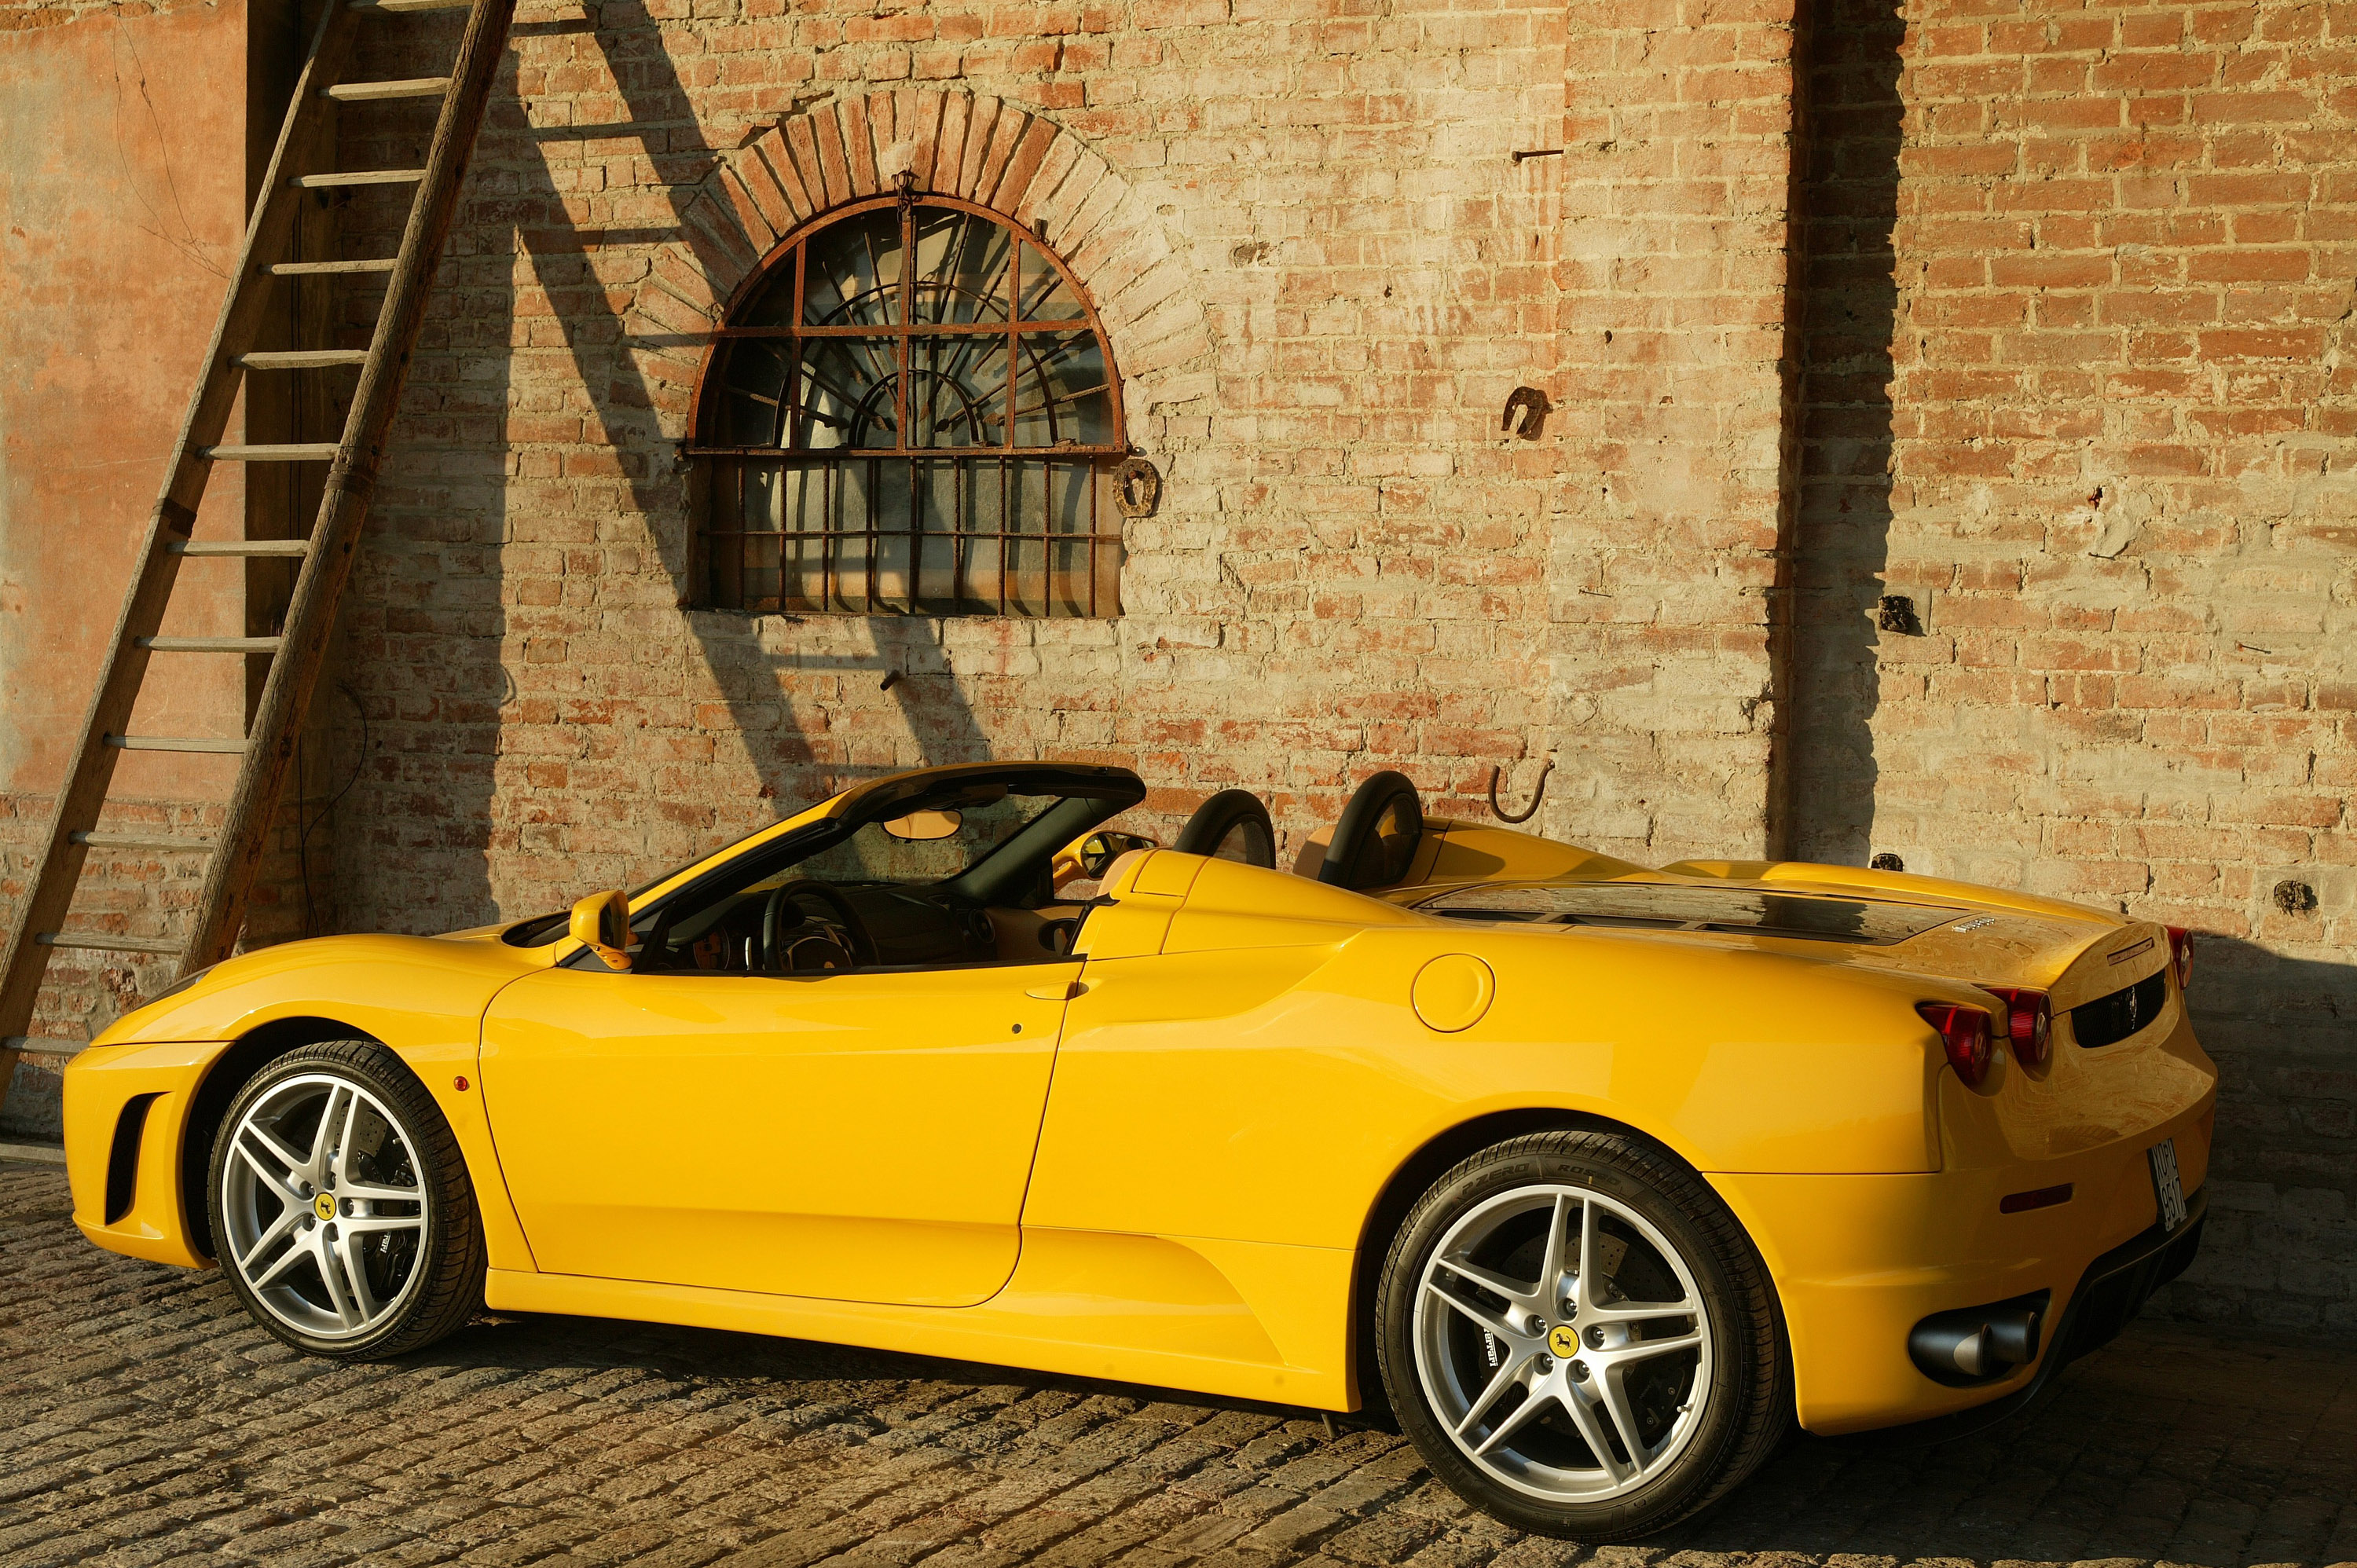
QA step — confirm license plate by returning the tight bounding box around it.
[2149,1138,2187,1233]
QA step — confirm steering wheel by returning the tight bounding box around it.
[760,879,879,972]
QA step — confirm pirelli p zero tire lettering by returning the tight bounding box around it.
[1376,1130,1791,1540]
[207,1039,485,1358]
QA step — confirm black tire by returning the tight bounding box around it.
[1175,789,1277,866]
[1376,1130,1790,1540]
[207,1039,485,1359]
[1319,770,1422,889]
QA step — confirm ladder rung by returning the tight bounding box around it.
[325,76,451,101]
[137,636,284,654]
[266,258,397,276]
[172,539,311,558]
[2,1038,85,1059]
[36,933,184,955]
[72,830,217,853]
[240,350,369,369]
[292,169,426,189]
[350,0,475,10]
[201,445,343,462]
[104,735,248,754]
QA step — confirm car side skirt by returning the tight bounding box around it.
[486,1228,1359,1412]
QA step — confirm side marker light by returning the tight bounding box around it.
[2000,1182,2073,1214]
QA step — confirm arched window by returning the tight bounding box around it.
[690,194,1126,618]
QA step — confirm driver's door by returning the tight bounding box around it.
[478,957,1083,1306]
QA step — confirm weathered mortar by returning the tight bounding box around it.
[1793,0,2357,1332]
[0,0,2348,1333]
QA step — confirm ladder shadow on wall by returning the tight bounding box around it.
[348,11,990,932]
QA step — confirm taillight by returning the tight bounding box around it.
[1916,1002,1994,1087]
[2165,925,2194,990]
[1981,986,2053,1069]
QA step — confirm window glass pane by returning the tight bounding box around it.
[735,262,797,329]
[696,203,1122,617]
[1012,332,1113,447]
[779,465,830,611]
[802,209,901,326]
[709,339,794,445]
[795,338,900,449]
[907,335,1010,449]
[1016,241,1086,322]
[819,456,901,611]
[911,207,1012,324]
[741,532,782,614]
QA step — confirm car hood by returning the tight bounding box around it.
[92,930,551,1049]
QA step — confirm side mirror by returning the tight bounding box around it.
[1080,830,1154,879]
[1051,828,1159,892]
[569,888,633,972]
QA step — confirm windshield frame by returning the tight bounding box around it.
[500,762,1146,949]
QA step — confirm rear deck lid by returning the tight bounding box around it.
[1414,881,1965,945]
[1414,877,2126,993]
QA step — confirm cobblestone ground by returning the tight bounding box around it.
[5,1160,2354,1568]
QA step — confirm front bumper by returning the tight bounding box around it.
[63,1039,219,1269]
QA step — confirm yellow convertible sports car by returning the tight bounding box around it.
[64,761,2215,1539]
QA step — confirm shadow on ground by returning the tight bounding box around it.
[5,1163,2354,1567]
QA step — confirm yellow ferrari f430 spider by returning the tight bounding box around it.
[64,762,2215,1538]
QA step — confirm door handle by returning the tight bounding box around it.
[1025,980,1084,1001]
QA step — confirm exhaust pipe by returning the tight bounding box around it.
[1908,1297,2045,1386]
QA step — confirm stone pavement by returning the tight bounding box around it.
[4,1160,2354,1568]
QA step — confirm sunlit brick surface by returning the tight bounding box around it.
[3,0,2351,1341]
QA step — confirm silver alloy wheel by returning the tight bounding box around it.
[1413,1182,1713,1503]
[220,1072,430,1341]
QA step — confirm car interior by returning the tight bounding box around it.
[522,767,1435,978]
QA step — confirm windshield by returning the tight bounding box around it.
[501,768,1141,949]
[790,793,1050,886]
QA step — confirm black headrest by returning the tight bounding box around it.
[1319,771,1423,890]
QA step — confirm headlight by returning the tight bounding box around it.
[141,964,218,1009]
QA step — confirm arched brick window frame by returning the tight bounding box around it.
[621,91,1212,621]
[688,193,1127,617]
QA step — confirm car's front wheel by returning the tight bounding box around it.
[207,1040,484,1357]
[1376,1129,1790,1539]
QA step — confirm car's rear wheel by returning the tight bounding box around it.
[207,1040,484,1357]
[1376,1129,1789,1540]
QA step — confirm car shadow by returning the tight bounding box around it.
[390,1303,2357,1566]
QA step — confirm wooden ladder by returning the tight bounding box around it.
[0,0,518,1115]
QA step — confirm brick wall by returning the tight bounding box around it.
[1797,0,2357,1332]
[321,0,1572,937]
[1545,0,1802,865]
[5,0,2352,1332]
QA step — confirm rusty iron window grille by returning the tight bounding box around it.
[688,194,1127,618]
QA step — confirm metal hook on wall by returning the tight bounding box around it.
[1487,757,1552,824]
